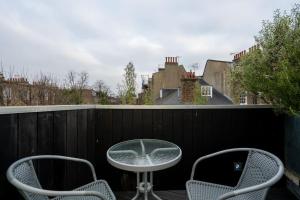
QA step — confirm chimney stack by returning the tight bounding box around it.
[181,71,197,103]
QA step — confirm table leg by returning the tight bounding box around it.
[144,172,148,200]
[132,172,140,200]
[132,171,162,200]
[150,172,162,200]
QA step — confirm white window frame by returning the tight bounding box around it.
[240,92,247,105]
[201,86,212,97]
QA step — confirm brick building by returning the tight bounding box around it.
[0,73,97,106]
[139,57,232,105]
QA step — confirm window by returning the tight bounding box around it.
[3,87,12,100]
[240,93,247,105]
[26,90,30,101]
[45,92,49,101]
[201,86,212,97]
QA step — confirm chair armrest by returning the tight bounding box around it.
[9,178,108,200]
[8,155,97,181]
[190,148,252,180]
[217,163,284,200]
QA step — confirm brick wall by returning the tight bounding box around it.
[181,72,197,103]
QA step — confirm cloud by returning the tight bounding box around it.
[0,0,297,93]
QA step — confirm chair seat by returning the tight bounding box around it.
[186,180,234,200]
[52,180,115,200]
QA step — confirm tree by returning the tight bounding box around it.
[193,83,207,105]
[31,73,63,105]
[64,71,89,104]
[77,71,89,92]
[118,62,137,104]
[143,89,154,105]
[94,80,111,104]
[231,4,300,115]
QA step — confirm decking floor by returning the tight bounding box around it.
[116,188,298,200]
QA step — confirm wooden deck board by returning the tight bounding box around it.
[116,190,186,200]
[116,188,298,200]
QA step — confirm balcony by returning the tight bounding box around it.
[0,105,297,199]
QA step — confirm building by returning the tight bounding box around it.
[202,59,233,100]
[139,57,232,105]
[0,75,31,106]
[0,73,98,106]
[30,80,61,105]
[201,47,266,106]
[149,57,186,101]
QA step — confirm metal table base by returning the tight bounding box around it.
[132,172,162,200]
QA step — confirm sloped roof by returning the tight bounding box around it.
[155,79,233,105]
[199,79,233,105]
[155,89,181,105]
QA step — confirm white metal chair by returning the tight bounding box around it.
[6,155,116,200]
[186,148,284,200]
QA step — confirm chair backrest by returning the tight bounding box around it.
[235,149,283,199]
[7,159,49,200]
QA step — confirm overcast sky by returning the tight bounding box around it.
[0,0,297,92]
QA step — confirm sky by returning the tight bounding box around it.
[0,0,297,93]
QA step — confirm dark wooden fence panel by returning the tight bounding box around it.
[53,111,67,190]
[18,113,38,158]
[0,107,284,199]
[87,109,96,165]
[0,114,19,199]
[37,112,54,189]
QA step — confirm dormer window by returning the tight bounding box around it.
[201,86,212,97]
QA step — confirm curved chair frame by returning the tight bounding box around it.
[187,148,284,200]
[7,155,115,200]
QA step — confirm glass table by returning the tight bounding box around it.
[107,139,182,200]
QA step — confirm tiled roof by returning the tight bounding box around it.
[155,79,233,105]
[199,79,233,105]
[155,89,181,105]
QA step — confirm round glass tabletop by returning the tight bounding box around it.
[107,139,182,172]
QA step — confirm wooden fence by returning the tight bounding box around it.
[0,106,284,199]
